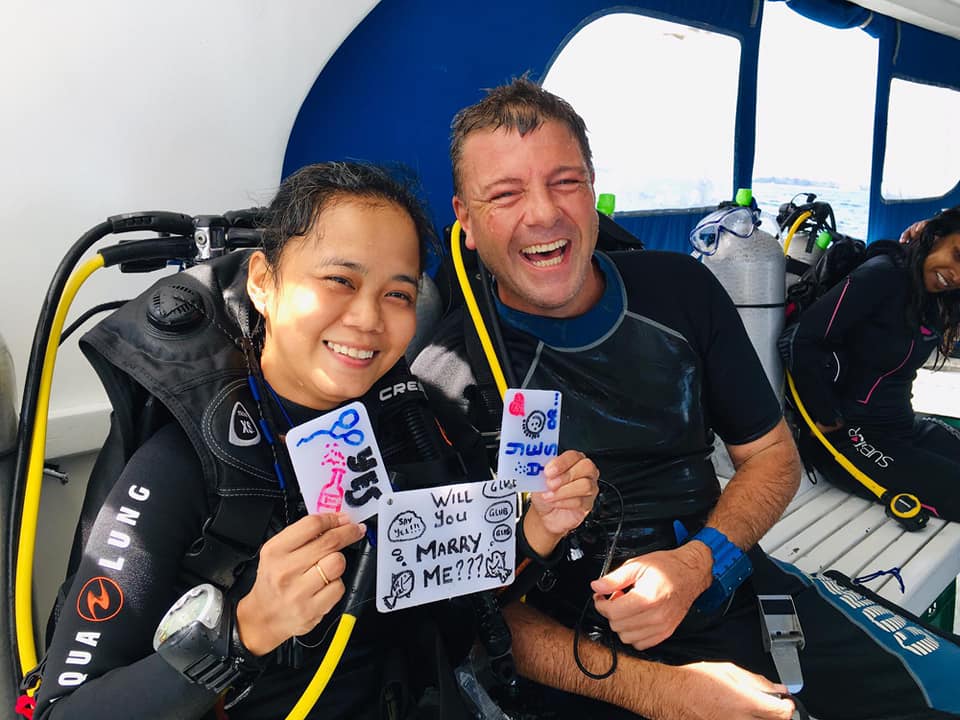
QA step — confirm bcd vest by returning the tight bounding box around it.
[79,250,283,588]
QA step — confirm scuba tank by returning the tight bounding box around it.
[785,229,832,292]
[778,194,837,295]
[691,189,786,402]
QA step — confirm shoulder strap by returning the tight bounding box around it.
[462,314,504,439]
[448,222,510,451]
[181,493,277,588]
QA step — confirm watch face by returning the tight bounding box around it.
[153,584,223,650]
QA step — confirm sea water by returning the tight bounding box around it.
[752,179,870,240]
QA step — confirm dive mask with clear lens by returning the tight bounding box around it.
[689,206,758,255]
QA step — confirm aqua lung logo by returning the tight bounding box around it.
[847,427,893,468]
[76,577,124,622]
[229,401,261,447]
[819,576,940,656]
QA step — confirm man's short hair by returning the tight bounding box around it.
[450,76,594,196]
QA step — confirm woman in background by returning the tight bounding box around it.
[786,208,960,521]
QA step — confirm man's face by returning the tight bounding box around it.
[453,121,601,318]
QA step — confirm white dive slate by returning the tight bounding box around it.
[286,401,390,523]
[496,388,562,493]
[376,479,516,612]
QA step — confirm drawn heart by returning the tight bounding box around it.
[508,393,525,416]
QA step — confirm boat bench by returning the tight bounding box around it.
[757,469,960,617]
[729,364,960,619]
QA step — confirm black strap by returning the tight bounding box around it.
[785,256,811,278]
[182,493,277,588]
[463,320,504,437]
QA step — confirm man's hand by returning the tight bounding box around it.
[649,662,796,720]
[524,450,599,557]
[591,543,712,650]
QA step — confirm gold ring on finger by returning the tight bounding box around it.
[315,561,330,586]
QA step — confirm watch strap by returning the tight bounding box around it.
[229,602,266,670]
[157,592,262,697]
[689,526,753,611]
[517,503,567,568]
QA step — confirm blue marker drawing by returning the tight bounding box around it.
[296,407,365,447]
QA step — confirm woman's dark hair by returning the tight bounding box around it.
[904,207,960,363]
[259,161,437,274]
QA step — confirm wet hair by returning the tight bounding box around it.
[259,161,437,274]
[449,76,593,196]
[904,208,960,363]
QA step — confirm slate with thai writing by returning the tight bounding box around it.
[495,388,562,493]
[376,479,516,612]
[285,401,389,523]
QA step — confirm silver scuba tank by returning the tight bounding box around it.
[785,230,831,293]
[785,231,813,289]
[692,201,786,402]
[691,198,785,479]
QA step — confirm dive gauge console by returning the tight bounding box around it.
[153,583,262,699]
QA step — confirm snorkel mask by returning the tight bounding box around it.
[689,206,759,256]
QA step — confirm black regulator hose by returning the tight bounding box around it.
[8,212,194,685]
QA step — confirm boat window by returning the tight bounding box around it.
[882,78,960,201]
[543,12,740,212]
[753,1,877,239]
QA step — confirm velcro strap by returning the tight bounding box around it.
[182,494,276,589]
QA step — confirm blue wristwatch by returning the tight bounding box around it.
[689,527,752,611]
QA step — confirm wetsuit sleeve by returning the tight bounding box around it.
[789,260,898,424]
[34,423,218,720]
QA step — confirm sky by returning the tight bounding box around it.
[542,2,884,205]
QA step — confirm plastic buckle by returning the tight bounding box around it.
[758,594,805,694]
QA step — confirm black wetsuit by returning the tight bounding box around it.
[33,250,479,720]
[788,253,960,521]
[34,414,431,719]
[414,250,960,720]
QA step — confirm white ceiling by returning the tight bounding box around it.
[853,0,960,40]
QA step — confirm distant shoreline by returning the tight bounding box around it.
[754,176,839,189]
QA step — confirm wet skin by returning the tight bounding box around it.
[247,198,420,410]
[452,120,604,319]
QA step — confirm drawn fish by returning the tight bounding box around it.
[484,550,511,583]
[382,569,415,609]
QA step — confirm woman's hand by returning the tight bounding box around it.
[235,513,366,656]
[900,220,927,244]
[523,450,599,557]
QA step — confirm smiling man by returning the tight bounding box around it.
[414,78,960,720]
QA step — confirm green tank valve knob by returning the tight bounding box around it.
[816,230,832,250]
[597,193,616,217]
[735,188,753,207]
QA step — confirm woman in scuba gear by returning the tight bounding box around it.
[786,207,960,521]
[32,161,599,719]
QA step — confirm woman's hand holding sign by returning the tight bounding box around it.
[236,512,366,656]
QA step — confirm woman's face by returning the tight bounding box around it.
[922,231,960,293]
[248,198,420,410]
